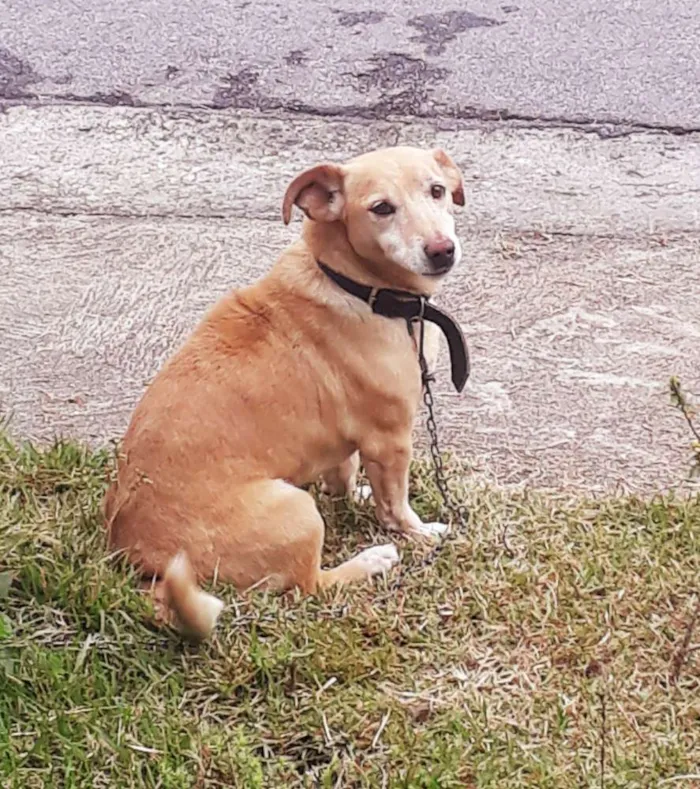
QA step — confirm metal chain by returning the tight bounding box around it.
[416,348,470,558]
[384,316,470,592]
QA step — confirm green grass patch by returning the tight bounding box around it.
[1,432,699,787]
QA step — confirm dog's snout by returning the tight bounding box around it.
[424,238,456,273]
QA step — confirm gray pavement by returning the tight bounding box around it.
[1,2,700,494]
[1,106,699,493]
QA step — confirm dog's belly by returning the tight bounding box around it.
[283,441,356,488]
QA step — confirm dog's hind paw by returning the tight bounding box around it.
[356,544,400,577]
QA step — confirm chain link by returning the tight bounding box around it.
[384,317,470,592]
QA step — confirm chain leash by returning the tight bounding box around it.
[383,313,470,592]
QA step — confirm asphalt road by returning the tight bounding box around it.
[2,0,700,128]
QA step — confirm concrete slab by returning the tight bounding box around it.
[2,106,700,234]
[1,105,699,493]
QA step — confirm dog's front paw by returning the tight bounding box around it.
[414,521,449,538]
[356,544,400,577]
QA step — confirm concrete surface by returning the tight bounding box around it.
[1,105,699,493]
[1,0,700,130]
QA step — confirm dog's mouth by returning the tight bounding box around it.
[423,267,452,278]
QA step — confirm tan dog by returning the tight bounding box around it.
[104,146,465,638]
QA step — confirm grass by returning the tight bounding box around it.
[1,432,699,788]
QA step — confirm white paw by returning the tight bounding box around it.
[351,483,373,504]
[414,521,449,538]
[357,544,400,576]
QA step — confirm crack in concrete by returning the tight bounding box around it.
[0,205,277,222]
[3,93,700,139]
[517,228,700,242]
[2,207,699,243]
[454,107,700,138]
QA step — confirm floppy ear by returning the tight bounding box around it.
[432,148,465,206]
[282,163,346,225]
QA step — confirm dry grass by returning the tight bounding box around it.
[1,432,699,787]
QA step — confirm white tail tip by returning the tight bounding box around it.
[164,552,224,640]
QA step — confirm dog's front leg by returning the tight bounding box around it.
[362,440,447,538]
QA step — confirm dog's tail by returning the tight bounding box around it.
[162,552,224,640]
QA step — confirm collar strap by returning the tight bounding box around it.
[317,261,469,393]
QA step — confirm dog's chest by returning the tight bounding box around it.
[336,317,423,420]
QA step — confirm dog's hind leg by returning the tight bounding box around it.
[231,480,398,593]
[319,452,360,496]
[143,479,400,639]
[319,452,372,503]
[316,544,400,589]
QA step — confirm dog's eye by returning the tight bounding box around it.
[431,184,446,200]
[370,201,395,216]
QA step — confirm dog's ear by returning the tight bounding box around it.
[432,149,465,207]
[282,163,346,225]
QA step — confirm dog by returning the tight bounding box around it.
[104,145,465,639]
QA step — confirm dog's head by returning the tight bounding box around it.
[282,146,465,291]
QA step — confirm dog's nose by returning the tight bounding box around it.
[424,239,456,273]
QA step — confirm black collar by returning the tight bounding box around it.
[317,261,469,393]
